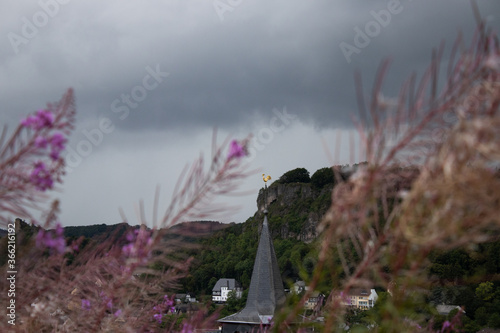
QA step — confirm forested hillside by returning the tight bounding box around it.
[179,164,365,295]
[176,166,500,331]
[2,166,499,331]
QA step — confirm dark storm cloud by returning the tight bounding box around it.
[2,0,500,227]
[83,0,500,132]
[2,1,499,133]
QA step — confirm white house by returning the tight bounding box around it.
[212,278,242,303]
[339,288,378,310]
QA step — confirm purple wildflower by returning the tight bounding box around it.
[81,299,91,310]
[122,243,135,256]
[106,298,113,309]
[180,323,194,333]
[114,309,122,317]
[36,109,54,128]
[34,136,48,148]
[49,132,66,160]
[21,109,54,130]
[21,115,36,127]
[441,320,452,332]
[164,294,173,305]
[35,223,66,254]
[126,231,135,242]
[227,140,246,160]
[153,313,162,324]
[122,228,152,262]
[55,223,63,236]
[35,229,46,249]
[30,161,53,191]
[49,234,66,254]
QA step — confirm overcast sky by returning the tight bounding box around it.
[2,0,500,227]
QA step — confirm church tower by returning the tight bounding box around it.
[218,208,286,332]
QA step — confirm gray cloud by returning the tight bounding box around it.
[1,0,499,226]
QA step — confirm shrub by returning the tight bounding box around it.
[310,167,334,188]
[277,167,310,184]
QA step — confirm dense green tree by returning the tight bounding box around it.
[310,167,334,188]
[488,313,500,328]
[475,307,488,326]
[462,320,481,333]
[277,168,310,184]
[475,282,494,301]
[208,277,218,292]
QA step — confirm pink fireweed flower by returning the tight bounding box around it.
[21,115,36,127]
[106,298,113,309]
[180,322,194,333]
[122,243,135,257]
[163,294,176,313]
[125,231,135,242]
[441,320,452,332]
[81,299,91,310]
[34,136,48,148]
[36,109,54,128]
[49,132,66,160]
[30,161,53,191]
[21,109,54,130]
[114,309,122,317]
[153,313,162,324]
[152,295,176,324]
[32,133,66,160]
[35,223,66,254]
[35,229,46,249]
[55,223,63,236]
[122,228,152,262]
[227,140,247,160]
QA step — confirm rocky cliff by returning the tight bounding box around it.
[254,182,333,242]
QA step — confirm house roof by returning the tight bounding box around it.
[212,278,240,292]
[219,212,286,325]
[436,304,463,315]
[348,288,372,297]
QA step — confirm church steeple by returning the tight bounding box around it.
[219,177,285,332]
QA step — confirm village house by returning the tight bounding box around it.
[304,291,325,310]
[212,278,242,303]
[340,288,378,310]
[175,293,197,304]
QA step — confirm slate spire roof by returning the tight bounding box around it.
[218,211,286,325]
